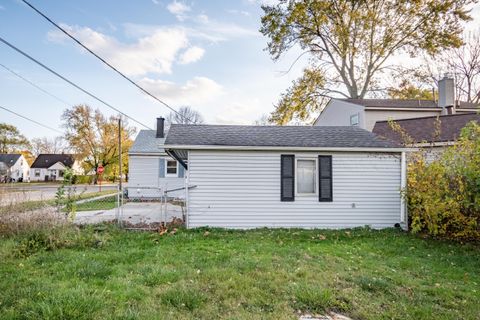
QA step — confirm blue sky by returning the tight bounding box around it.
[1,0,479,140]
[0,0,304,139]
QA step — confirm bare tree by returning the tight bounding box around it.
[444,32,480,104]
[253,114,271,125]
[30,136,68,157]
[166,106,204,128]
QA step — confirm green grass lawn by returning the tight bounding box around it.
[75,195,117,211]
[0,226,479,319]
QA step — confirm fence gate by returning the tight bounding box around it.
[117,185,185,230]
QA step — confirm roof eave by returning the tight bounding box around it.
[365,107,442,111]
[164,144,412,153]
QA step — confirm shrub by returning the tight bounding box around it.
[73,175,93,185]
[405,122,480,241]
[55,168,76,220]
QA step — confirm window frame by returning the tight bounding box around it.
[34,169,41,177]
[165,158,178,177]
[295,157,318,196]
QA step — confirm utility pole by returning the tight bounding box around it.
[118,117,122,191]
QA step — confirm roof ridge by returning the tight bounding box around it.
[170,124,366,129]
[375,112,479,124]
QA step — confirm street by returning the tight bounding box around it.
[0,183,118,205]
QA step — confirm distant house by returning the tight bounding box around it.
[314,76,479,131]
[164,124,407,229]
[0,154,29,182]
[373,113,480,160]
[30,154,81,182]
[127,117,185,199]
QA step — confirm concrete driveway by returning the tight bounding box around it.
[75,202,184,226]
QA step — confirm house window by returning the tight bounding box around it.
[34,169,40,177]
[350,113,359,126]
[166,159,177,176]
[296,159,316,194]
[59,170,64,177]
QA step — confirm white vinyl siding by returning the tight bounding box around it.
[187,150,402,229]
[128,155,185,199]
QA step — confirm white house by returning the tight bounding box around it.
[0,154,30,182]
[314,76,479,131]
[30,154,81,182]
[127,117,185,199]
[164,124,408,229]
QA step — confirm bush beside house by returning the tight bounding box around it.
[406,122,480,241]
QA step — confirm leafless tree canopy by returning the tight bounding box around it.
[166,106,204,127]
[30,136,68,157]
[409,31,480,104]
[442,32,480,104]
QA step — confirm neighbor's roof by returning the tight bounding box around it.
[373,113,480,144]
[31,154,75,169]
[165,124,401,149]
[0,154,21,168]
[129,130,166,154]
[340,98,479,109]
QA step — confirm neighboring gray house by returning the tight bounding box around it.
[314,76,479,131]
[164,124,407,229]
[0,154,29,182]
[128,118,185,199]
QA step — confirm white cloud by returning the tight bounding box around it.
[167,1,191,21]
[48,24,196,76]
[139,76,223,105]
[214,100,262,124]
[124,18,258,45]
[227,9,250,17]
[247,0,278,5]
[197,14,209,24]
[179,46,205,64]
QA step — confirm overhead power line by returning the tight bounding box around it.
[0,62,72,106]
[0,36,153,130]
[21,0,190,122]
[0,105,63,134]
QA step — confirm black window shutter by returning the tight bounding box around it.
[280,155,295,201]
[318,156,333,202]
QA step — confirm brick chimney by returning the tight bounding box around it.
[156,117,165,138]
[438,75,456,115]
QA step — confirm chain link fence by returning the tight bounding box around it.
[119,186,185,230]
[0,182,186,232]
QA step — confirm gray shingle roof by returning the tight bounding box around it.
[0,154,21,168]
[31,154,74,168]
[373,113,480,144]
[341,98,480,109]
[164,124,401,149]
[129,130,166,154]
